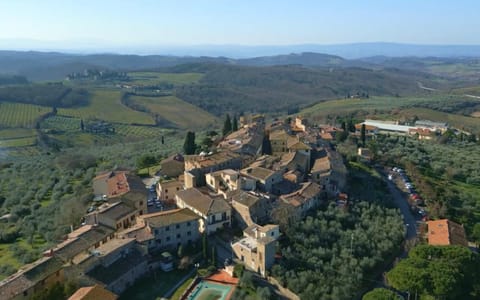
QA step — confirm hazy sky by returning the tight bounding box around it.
[0,0,479,46]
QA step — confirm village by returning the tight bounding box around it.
[0,115,471,300]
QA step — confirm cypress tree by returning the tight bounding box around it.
[232,115,238,132]
[223,114,232,136]
[183,131,196,155]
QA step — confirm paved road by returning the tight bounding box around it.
[385,178,418,241]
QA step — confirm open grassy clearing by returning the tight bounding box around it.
[127,72,203,85]
[0,102,50,128]
[130,95,218,129]
[58,89,155,125]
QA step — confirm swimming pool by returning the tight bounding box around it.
[186,280,233,300]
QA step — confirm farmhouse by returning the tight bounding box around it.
[426,219,468,247]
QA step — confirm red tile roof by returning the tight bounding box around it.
[427,219,468,246]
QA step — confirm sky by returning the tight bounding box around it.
[0,0,479,48]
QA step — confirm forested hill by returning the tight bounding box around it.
[0,50,378,81]
[173,63,438,115]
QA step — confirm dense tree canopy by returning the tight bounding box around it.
[362,288,401,300]
[272,202,405,300]
[387,245,480,299]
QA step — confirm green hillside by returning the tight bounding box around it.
[57,89,155,125]
[129,95,217,129]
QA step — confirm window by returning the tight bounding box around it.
[222,212,227,221]
[166,196,168,199]
[139,201,143,206]
[187,231,191,236]
[177,234,181,239]
[157,239,162,244]
[166,237,170,241]
[187,221,191,227]
[271,232,274,236]
[165,189,168,193]
[154,229,159,235]
[176,187,180,191]
[23,291,28,297]
[211,215,216,223]
[166,226,170,231]
[130,215,135,221]
[176,224,180,229]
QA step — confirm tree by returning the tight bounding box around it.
[232,115,238,131]
[161,135,164,145]
[360,124,366,146]
[387,245,480,299]
[211,245,216,266]
[202,233,208,260]
[262,134,272,155]
[223,114,232,136]
[80,119,84,131]
[137,154,156,169]
[183,131,196,155]
[362,288,401,300]
[472,223,480,247]
[177,244,183,258]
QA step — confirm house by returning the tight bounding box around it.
[46,224,115,264]
[184,151,242,187]
[232,224,279,277]
[85,247,147,295]
[409,128,436,140]
[269,130,291,155]
[231,191,270,228]
[156,179,183,203]
[218,122,264,157]
[85,202,138,231]
[92,171,147,216]
[279,182,322,220]
[175,188,231,234]
[0,256,64,300]
[291,116,308,132]
[240,166,283,193]
[160,154,185,178]
[426,219,468,247]
[68,284,118,300]
[415,120,448,133]
[206,169,241,195]
[354,123,378,135]
[121,208,201,254]
[311,150,347,196]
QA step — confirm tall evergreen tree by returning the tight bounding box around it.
[183,131,196,155]
[223,114,232,136]
[232,115,238,132]
[80,119,84,131]
[361,124,366,146]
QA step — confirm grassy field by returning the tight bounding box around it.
[127,72,203,85]
[130,95,218,129]
[0,102,50,128]
[58,89,155,125]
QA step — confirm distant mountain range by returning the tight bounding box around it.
[1,43,480,81]
[2,41,480,58]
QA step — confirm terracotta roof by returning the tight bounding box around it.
[95,202,136,221]
[287,140,311,151]
[68,284,118,300]
[354,124,377,131]
[427,219,468,246]
[140,208,199,228]
[241,167,275,181]
[311,156,331,173]
[185,151,241,169]
[280,182,321,206]
[269,130,290,141]
[93,171,130,198]
[320,132,333,140]
[232,191,260,208]
[176,188,230,216]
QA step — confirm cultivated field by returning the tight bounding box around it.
[57,89,155,125]
[127,72,203,85]
[129,95,218,129]
[0,102,50,128]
